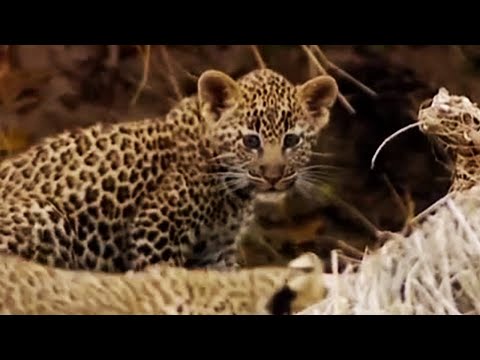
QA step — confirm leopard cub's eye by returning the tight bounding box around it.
[243,134,261,149]
[283,133,301,148]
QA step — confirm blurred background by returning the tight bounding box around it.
[2,45,478,271]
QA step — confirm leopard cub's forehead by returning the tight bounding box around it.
[236,70,303,138]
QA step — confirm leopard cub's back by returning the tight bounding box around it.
[0,117,184,271]
[0,252,325,315]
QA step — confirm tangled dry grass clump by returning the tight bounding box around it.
[300,89,480,315]
[300,187,480,315]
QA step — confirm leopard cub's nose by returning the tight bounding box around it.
[260,164,285,185]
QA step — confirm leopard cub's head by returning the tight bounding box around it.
[198,68,338,195]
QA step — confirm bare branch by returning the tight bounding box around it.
[312,45,377,97]
[249,45,266,69]
[301,45,356,115]
[382,173,408,219]
[159,45,183,101]
[130,45,151,106]
[335,239,365,259]
[316,187,381,241]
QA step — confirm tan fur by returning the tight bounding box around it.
[0,69,337,314]
[0,68,338,272]
[0,252,325,315]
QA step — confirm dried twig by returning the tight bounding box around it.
[316,187,381,241]
[312,45,377,97]
[130,45,151,106]
[249,45,266,69]
[159,45,183,101]
[105,45,119,69]
[335,239,365,260]
[407,193,452,229]
[403,190,416,223]
[239,233,288,266]
[337,252,362,266]
[382,174,408,219]
[0,45,9,79]
[382,174,416,233]
[301,45,355,114]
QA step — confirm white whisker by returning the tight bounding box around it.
[306,151,335,158]
[300,164,343,171]
[205,171,246,177]
[299,176,330,186]
[208,152,236,162]
[295,178,317,198]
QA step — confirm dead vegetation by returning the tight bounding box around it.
[2,45,479,272]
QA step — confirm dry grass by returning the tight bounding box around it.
[299,185,480,315]
[300,88,480,315]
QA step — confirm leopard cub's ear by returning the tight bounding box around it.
[298,75,338,126]
[198,70,241,122]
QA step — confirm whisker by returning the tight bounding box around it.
[298,168,344,179]
[207,152,236,162]
[299,168,345,176]
[300,170,338,178]
[305,151,336,158]
[213,176,248,192]
[298,176,332,186]
[300,174,337,183]
[210,160,250,170]
[295,178,319,198]
[300,164,344,171]
[370,122,421,170]
[220,178,249,195]
[204,171,246,177]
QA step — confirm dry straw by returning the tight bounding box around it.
[299,88,480,315]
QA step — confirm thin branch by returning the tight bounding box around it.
[315,187,381,241]
[335,239,365,259]
[337,252,362,266]
[382,173,408,219]
[249,45,266,69]
[105,45,119,68]
[301,45,356,115]
[382,174,416,233]
[0,45,10,78]
[159,45,183,101]
[130,45,151,106]
[407,192,452,230]
[239,233,288,266]
[312,45,377,97]
[403,189,416,224]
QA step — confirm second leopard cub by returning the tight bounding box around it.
[0,68,338,272]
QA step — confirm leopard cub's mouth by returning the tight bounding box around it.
[247,171,297,193]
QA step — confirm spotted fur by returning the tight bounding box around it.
[0,251,325,315]
[0,68,338,272]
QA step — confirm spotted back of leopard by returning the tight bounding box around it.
[0,68,338,272]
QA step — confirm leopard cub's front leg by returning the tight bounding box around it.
[189,203,255,271]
